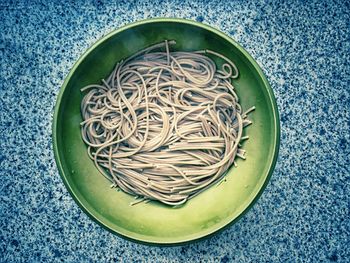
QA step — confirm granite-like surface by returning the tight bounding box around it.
[1,0,349,262]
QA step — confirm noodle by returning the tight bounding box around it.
[80,40,254,206]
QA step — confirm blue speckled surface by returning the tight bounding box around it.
[1,0,349,262]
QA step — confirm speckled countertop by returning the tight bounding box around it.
[1,0,349,262]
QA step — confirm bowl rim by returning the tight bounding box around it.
[52,17,280,245]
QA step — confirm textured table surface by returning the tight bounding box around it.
[1,0,349,262]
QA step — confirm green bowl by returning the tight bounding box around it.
[53,18,280,245]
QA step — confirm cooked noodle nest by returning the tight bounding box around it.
[80,40,255,206]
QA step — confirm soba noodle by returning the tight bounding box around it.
[80,40,254,206]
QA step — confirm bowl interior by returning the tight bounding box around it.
[53,19,279,244]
